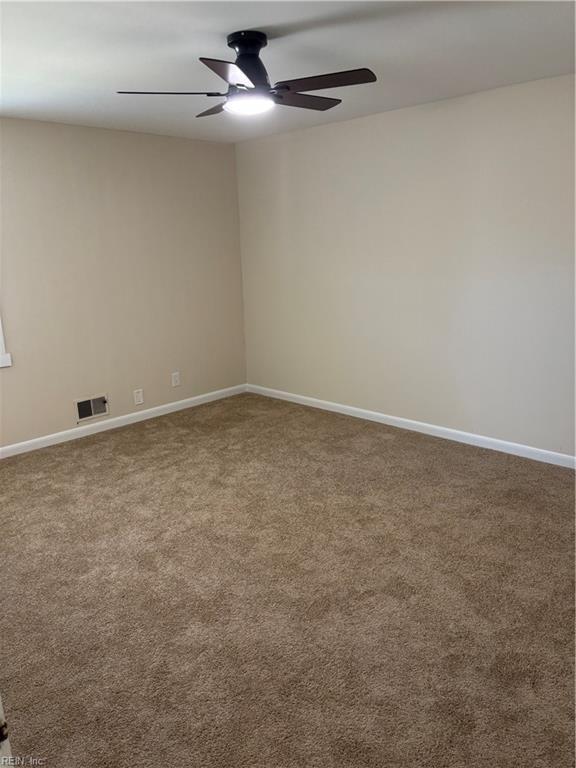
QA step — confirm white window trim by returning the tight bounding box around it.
[0,313,12,367]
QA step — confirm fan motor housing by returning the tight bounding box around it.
[227,30,270,87]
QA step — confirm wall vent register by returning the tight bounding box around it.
[75,395,109,422]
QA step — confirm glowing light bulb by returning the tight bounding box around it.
[223,93,275,116]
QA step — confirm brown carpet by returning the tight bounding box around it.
[0,393,574,768]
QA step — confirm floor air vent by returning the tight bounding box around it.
[75,395,109,422]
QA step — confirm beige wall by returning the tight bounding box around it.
[0,119,245,446]
[1,76,573,455]
[237,76,574,455]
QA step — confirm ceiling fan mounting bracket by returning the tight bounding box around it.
[226,30,268,56]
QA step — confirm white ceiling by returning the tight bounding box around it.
[1,1,574,143]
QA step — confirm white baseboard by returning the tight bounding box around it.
[246,384,575,469]
[3,382,573,469]
[0,384,247,459]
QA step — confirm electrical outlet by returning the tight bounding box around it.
[171,371,181,387]
[133,388,144,406]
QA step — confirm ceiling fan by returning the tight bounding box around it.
[118,30,377,117]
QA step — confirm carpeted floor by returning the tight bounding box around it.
[0,393,574,768]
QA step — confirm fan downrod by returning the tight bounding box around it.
[226,30,270,88]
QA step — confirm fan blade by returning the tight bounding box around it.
[274,68,376,93]
[273,92,341,111]
[196,103,226,118]
[118,91,224,96]
[199,58,254,88]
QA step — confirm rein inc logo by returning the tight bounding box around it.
[0,759,46,766]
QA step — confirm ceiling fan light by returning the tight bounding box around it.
[223,93,275,116]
